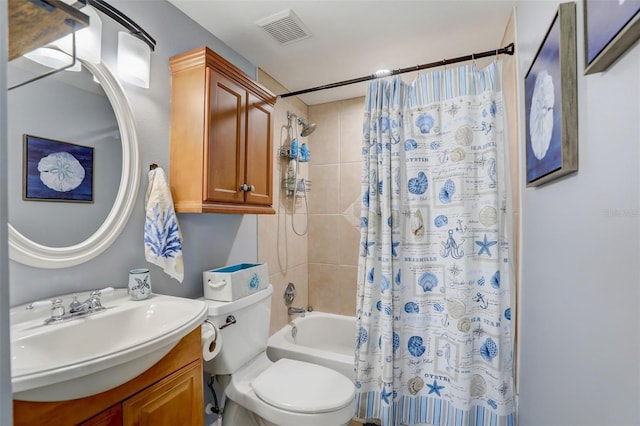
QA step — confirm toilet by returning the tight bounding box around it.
[203,284,356,426]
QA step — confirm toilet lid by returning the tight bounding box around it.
[251,359,354,414]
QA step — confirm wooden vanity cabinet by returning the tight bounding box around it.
[80,405,122,426]
[121,361,202,426]
[169,46,276,214]
[13,327,204,426]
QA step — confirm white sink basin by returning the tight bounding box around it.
[11,289,207,402]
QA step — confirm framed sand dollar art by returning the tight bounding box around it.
[524,2,578,187]
[23,134,94,202]
[584,0,640,75]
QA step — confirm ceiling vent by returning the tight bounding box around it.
[256,9,312,45]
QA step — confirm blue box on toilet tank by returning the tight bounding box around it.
[203,263,269,301]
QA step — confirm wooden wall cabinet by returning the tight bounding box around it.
[169,46,276,214]
[14,328,204,426]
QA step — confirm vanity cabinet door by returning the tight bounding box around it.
[122,361,203,426]
[80,405,122,426]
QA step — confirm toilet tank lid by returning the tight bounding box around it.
[203,284,273,316]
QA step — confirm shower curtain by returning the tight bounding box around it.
[355,61,515,426]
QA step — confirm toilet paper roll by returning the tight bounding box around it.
[201,321,222,361]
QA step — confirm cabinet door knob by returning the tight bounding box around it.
[248,185,255,192]
[239,184,248,191]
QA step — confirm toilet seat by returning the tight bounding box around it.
[224,352,356,426]
[251,358,354,413]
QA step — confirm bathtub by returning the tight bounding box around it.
[267,311,356,380]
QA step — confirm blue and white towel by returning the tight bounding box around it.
[144,167,184,282]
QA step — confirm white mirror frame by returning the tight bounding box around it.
[8,61,140,268]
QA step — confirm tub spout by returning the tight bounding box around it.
[287,306,306,317]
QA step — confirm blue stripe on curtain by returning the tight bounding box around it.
[388,62,501,112]
[458,66,466,95]
[404,62,501,107]
[366,394,516,426]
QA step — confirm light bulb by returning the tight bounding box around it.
[23,47,81,71]
[117,32,151,88]
[53,5,102,64]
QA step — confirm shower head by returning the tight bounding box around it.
[287,111,317,137]
[297,117,317,137]
[299,122,317,137]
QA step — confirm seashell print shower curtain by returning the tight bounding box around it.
[355,62,516,426]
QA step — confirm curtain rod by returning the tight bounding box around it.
[279,42,515,99]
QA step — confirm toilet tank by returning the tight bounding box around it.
[204,284,273,375]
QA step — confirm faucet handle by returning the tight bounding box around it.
[26,298,65,320]
[90,286,115,297]
[69,296,81,312]
[26,298,63,310]
[26,300,51,310]
[50,299,65,320]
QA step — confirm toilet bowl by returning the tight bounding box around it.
[222,352,355,426]
[203,285,355,426]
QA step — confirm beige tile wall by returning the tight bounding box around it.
[257,68,365,329]
[307,97,365,316]
[257,70,310,335]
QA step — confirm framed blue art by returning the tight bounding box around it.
[524,2,578,187]
[23,134,94,202]
[584,0,640,75]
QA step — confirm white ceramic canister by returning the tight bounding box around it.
[128,268,151,300]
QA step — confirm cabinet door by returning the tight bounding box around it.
[80,405,122,426]
[245,92,273,206]
[206,69,246,204]
[122,361,203,426]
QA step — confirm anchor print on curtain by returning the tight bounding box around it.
[355,62,515,426]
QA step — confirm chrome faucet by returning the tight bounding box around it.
[26,287,114,325]
[287,306,306,318]
[69,292,104,315]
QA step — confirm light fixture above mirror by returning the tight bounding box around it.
[117,31,151,88]
[52,4,102,65]
[24,47,82,72]
[20,0,156,89]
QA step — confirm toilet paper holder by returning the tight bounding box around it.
[201,319,222,362]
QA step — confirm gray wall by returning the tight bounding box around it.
[1,2,12,423]
[8,0,259,306]
[516,1,640,425]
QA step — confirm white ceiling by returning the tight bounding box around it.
[168,0,516,105]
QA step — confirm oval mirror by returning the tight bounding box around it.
[7,59,140,268]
